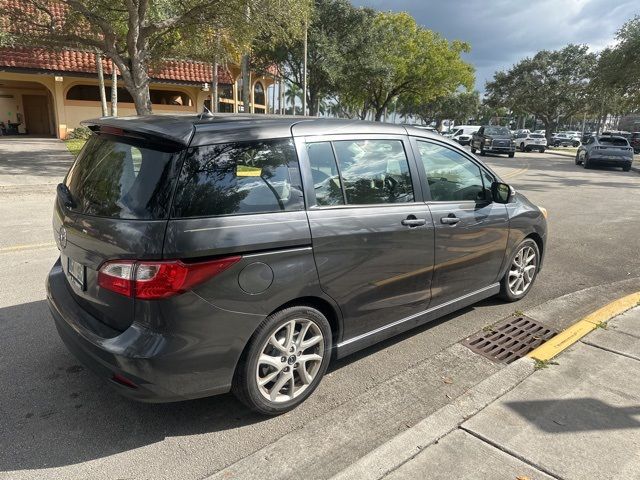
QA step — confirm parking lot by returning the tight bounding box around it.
[1,139,639,480]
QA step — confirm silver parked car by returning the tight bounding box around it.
[575,135,634,171]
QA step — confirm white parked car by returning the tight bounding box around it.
[446,125,481,145]
[514,132,547,152]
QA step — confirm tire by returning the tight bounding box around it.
[520,142,525,152]
[498,238,540,302]
[575,152,582,165]
[508,152,515,158]
[573,141,580,147]
[583,154,591,169]
[232,306,332,415]
[540,148,545,153]
[479,146,486,156]
[470,146,476,154]
[623,164,631,172]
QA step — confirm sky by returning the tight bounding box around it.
[354,0,638,92]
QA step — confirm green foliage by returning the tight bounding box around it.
[485,44,596,139]
[343,11,474,121]
[253,0,375,115]
[400,91,480,128]
[67,126,93,140]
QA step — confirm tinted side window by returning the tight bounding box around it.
[417,141,486,202]
[332,139,414,205]
[172,139,304,218]
[306,142,345,206]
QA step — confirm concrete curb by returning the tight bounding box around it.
[527,291,640,362]
[329,359,535,480]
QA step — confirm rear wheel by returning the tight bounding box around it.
[499,238,540,302]
[575,151,582,165]
[520,142,525,152]
[232,306,332,415]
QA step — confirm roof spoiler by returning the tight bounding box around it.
[81,116,194,149]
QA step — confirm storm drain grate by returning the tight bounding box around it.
[461,315,557,364]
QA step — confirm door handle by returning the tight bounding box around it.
[440,215,461,225]
[401,216,427,227]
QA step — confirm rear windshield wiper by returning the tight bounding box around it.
[56,183,77,209]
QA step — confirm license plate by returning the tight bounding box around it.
[68,257,85,290]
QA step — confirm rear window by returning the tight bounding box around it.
[530,134,544,138]
[171,139,304,218]
[64,135,179,219]
[600,137,629,146]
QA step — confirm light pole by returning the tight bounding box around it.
[302,18,308,116]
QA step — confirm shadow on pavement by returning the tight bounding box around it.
[0,300,266,472]
[505,398,640,432]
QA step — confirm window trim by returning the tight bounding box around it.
[296,134,424,209]
[409,136,498,205]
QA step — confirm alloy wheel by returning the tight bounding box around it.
[508,245,537,296]
[255,318,324,403]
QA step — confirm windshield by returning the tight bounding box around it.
[484,126,510,136]
[64,135,180,219]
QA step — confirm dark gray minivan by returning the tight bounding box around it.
[47,115,547,415]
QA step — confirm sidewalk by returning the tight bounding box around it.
[334,306,640,480]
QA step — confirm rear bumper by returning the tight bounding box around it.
[588,154,633,166]
[47,259,248,402]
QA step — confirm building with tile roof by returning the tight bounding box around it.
[0,8,274,138]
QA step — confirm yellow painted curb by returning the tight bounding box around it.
[528,291,640,361]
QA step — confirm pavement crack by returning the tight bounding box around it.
[458,426,566,480]
[581,339,640,363]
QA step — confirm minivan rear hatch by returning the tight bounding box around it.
[54,128,187,332]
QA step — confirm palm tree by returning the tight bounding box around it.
[285,84,302,115]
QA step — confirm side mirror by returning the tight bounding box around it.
[491,181,512,204]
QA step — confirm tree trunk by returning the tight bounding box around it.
[374,106,385,122]
[211,62,218,113]
[241,53,250,113]
[96,51,108,117]
[111,63,118,117]
[279,76,285,115]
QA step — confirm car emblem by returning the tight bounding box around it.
[59,227,67,249]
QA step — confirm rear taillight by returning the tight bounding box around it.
[98,256,241,299]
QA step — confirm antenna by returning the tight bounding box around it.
[199,105,214,120]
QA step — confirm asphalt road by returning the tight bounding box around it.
[1,139,639,480]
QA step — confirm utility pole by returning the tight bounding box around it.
[302,18,308,117]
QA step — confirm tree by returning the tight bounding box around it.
[253,0,375,116]
[341,12,474,121]
[399,91,480,129]
[485,44,596,142]
[2,0,310,115]
[285,83,301,114]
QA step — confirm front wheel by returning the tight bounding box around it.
[583,154,591,169]
[539,148,545,153]
[575,151,582,165]
[520,142,525,152]
[232,306,332,415]
[499,238,540,302]
[508,152,515,158]
[623,164,631,172]
[470,145,476,154]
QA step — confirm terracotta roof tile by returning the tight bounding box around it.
[0,46,233,84]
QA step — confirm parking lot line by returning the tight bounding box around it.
[0,242,56,253]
